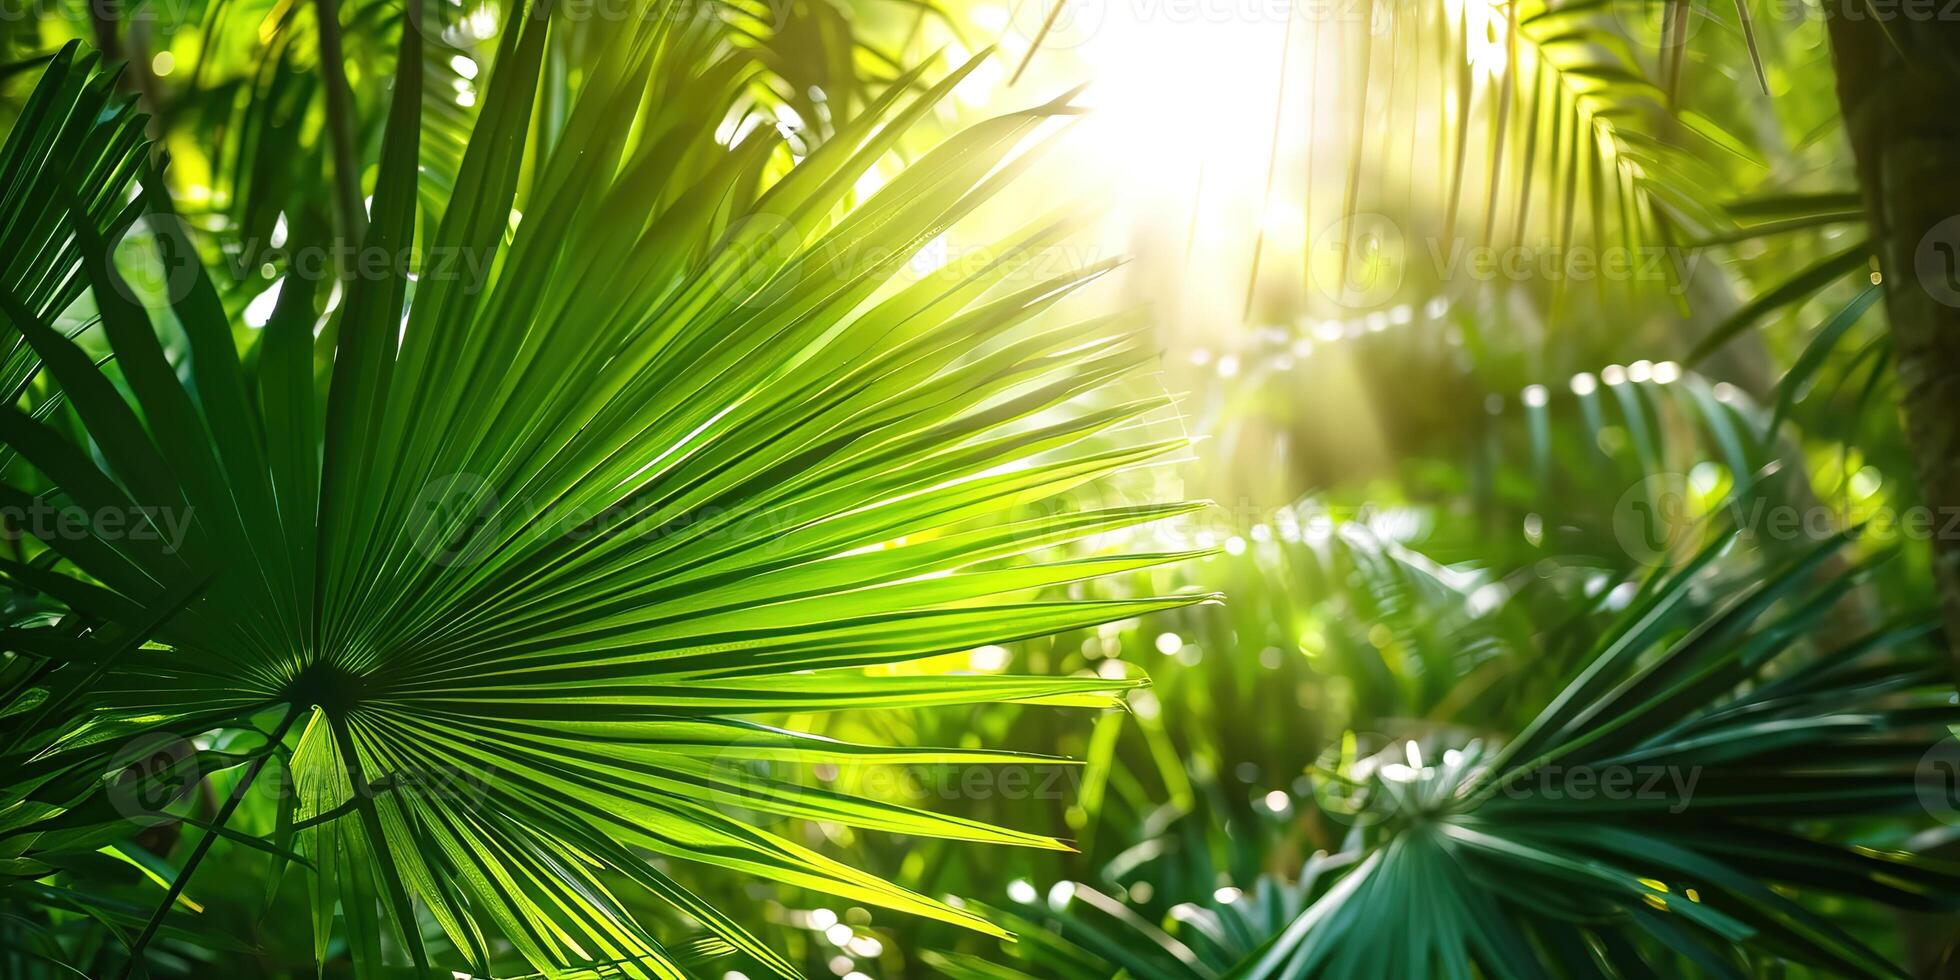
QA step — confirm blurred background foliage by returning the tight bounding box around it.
[4,0,1960,973]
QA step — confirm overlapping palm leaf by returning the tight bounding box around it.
[96,0,940,324]
[0,5,1211,975]
[921,795,1357,980]
[1214,0,1739,320]
[0,40,151,407]
[1232,530,1960,978]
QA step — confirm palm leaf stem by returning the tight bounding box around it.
[117,704,301,979]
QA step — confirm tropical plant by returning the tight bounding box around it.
[0,7,1212,976]
[7,0,1960,971]
[1086,0,1960,674]
[1233,529,1960,978]
[65,0,934,252]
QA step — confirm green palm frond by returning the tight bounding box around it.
[931,818,1362,980]
[1236,529,1960,978]
[176,0,917,246]
[130,0,933,314]
[894,520,1535,980]
[0,9,1209,977]
[0,40,151,398]
[1225,0,1742,319]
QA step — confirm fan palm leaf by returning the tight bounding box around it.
[1234,529,1960,978]
[0,6,1210,976]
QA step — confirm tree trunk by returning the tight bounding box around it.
[85,1,165,137]
[1825,12,1960,681]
